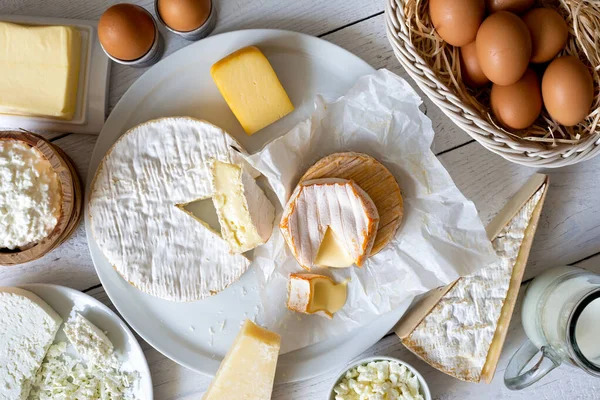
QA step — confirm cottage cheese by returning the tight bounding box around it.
[0,287,62,400]
[0,140,62,249]
[333,360,424,400]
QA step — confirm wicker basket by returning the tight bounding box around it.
[385,0,600,167]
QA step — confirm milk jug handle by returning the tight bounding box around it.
[504,340,561,390]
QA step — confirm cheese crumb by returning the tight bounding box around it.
[333,361,424,400]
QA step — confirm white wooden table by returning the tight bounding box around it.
[1,1,599,399]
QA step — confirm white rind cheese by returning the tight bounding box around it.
[0,140,62,249]
[89,117,254,302]
[211,160,274,253]
[287,273,348,319]
[280,178,379,270]
[404,187,544,382]
[0,287,62,400]
[63,313,113,365]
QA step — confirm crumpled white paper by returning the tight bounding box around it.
[244,69,497,353]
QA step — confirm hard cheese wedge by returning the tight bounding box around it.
[211,160,275,253]
[287,273,348,318]
[398,174,548,383]
[0,22,81,119]
[204,320,281,400]
[211,46,294,135]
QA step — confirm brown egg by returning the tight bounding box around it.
[429,0,485,47]
[491,69,542,129]
[486,0,534,14]
[542,56,594,126]
[99,4,155,61]
[476,11,532,86]
[522,8,569,63]
[158,0,210,32]
[460,41,489,88]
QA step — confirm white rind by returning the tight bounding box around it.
[280,178,379,270]
[0,139,62,249]
[0,287,62,400]
[241,170,275,247]
[89,117,252,302]
[404,187,545,382]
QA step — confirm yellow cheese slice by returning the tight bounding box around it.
[0,22,81,119]
[203,320,281,400]
[287,273,348,319]
[314,227,355,268]
[211,46,294,135]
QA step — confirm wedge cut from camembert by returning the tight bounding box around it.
[0,287,62,400]
[211,160,275,253]
[203,320,281,400]
[89,117,255,302]
[287,273,348,319]
[402,184,546,383]
[280,178,379,270]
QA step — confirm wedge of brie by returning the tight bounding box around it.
[89,117,256,302]
[211,160,274,254]
[402,185,546,382]
[280,178,379,270]
[287,273,348,319]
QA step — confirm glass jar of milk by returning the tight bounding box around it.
[505,266,600,390]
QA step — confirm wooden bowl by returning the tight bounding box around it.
[0,131,82,266]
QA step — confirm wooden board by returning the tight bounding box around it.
[299,152,403,255]
[0,131,82,265]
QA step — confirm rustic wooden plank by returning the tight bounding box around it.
[438,140,600,280]
[323,13,473,155]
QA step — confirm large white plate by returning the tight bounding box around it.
[85,29,412,383]
[19,284,153,398]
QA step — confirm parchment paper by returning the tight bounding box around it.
[244,69,497,353]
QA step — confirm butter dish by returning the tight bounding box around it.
[0,15,110,134]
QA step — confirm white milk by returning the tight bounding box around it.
[522,266,600,365]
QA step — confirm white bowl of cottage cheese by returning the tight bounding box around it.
[329,356,431,400]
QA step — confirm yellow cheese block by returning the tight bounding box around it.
[314,227,355,268]
[211,46,294,135]
[0,22,81,119]
[204,320,281,400]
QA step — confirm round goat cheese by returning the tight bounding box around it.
[89,117,253,302]
[0,139,62,249]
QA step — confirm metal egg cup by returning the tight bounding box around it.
[154,0,217,41]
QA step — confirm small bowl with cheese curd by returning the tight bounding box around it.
[329,356,431,400]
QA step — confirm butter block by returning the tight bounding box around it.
[287,273,348,319]
[211,46,294,135]
[203,320,281,400]
[211,160,275,253]
[0,22,81,119]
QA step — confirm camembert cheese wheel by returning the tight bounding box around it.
[280,178,379,270]
[89,117,256,302]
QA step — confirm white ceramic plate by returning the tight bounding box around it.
[19,284,153,399]
[85,29,413,383]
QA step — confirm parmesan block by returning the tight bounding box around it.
[203,320,281,400]
[0,287,62,400]
[287,273,348,319]
[211,46,294,135]
[0,22,81,119]
[280,178,379,270]
[211,160,275,253]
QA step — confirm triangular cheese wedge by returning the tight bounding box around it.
[280,178,379,270]
[400,175,547,383]
[287,273,348,318]
[211,160,275,253]
[314,227,355,268]
[203,320,280,400]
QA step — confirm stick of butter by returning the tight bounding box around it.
[211,46,294,135]
[0,22,81,120]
